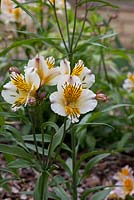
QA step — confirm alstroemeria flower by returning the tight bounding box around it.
[0,0,31,24]
[106,166,134,200]
[123,72,134,92]
[59,59,95,89]
[1,0,21,23]
[1,68,40,111]
[114,165,133,182]
[49,76,97,123]
[113,177,134,199]
[25,55,60,87]
[49,0,70,12]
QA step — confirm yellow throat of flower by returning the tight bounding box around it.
[11,73,37,108]
[63,83,82,118]
[121,168,130,176]
[11,73,30,92]
[128,73,134,83]
[124,178,133,194]
[46,57,55,69]
[13,8,21,20]
[71,60,84,76]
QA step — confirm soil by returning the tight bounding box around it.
[1,152,134,200]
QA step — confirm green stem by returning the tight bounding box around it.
[73,0,88,50]
[100,47,109,81]
[32,118,42,166]
[38,0,44,32]
[51,1,69,53]
[28,108,42,167]
[71,0,77,52]
[64,0,71,50]
[71,130,77,200]
[34,170,49,200]
[45,132,54,169]
[55,118,67,160]
[40,171,49,200]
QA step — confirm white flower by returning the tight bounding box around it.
[25,55,60,87]
[0,0,32,25]
[59,59,95,89]
[114,165,133,182]
[1,68,40,111]
[106,166,134,200]
[123,72,134,92]
[113,177,134,199]
[49,76,97,123]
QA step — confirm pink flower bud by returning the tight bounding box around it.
[9,67,20,74]
[96,92,108,102]
[28,97,36,106]
[38,92,46,101]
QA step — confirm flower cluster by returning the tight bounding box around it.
[2,55,98,123]
[123,72,134,92]
[106,165,134,200]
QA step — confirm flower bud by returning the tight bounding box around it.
[28,97,36,106]
[9,67,20,74]
[96,92,108,102]
[38,92,46,101]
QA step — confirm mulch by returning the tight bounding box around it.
[1,152,134,200]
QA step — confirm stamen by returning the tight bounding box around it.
[124,178,133,193]
[63,82,82,104]
[46,56,55,69]
[128,73,134,82]
[11,72,30,92]
[71,60,84,76]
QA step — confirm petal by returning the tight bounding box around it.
[26,55,48,79]
[44,67,61,86]
[60,59,70,75]
[80,67,95,88]
[25,67,40,89]
[78,89,97,114]
[1,81,19,104]
[68,115,79,123]
[49,91,66,116]
[57,74,81,91]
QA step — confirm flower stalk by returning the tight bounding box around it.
[71,130,78,200]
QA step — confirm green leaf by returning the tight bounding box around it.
[81,186,112,200]
[2,125,27,149]
[81,153,110,180]
[90,188,112,200]
[0,38,65,56]
[77,0,119,9]
[50,120,71,155]
[89,42,107,48]
[117,133,132,150]
[75,150,104,175]
[0,167,17,175]
[34,171,49,200]
[50,175,65,187]
[0,144,32,161]
[8,159,32,169]
[53,186,70,200]
[57,156,72,176]
[23,134,51,143]
[25,143,49,156]
[41,121,59,133]
[0,177,19,186]
[102,104,134,113]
